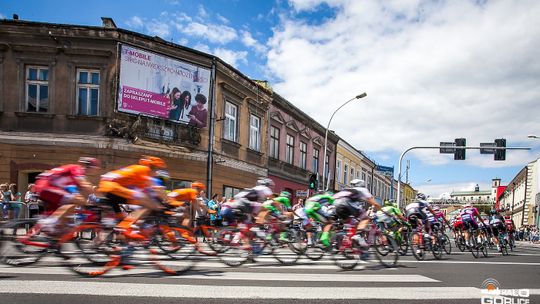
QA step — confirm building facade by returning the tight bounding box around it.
[267,94,338,201]
[498,158,540,229]
[334,139,395,202]
[0,18,272,197]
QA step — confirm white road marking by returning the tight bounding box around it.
[4,280,538,299]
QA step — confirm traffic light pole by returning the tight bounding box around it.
[396,145,531,208]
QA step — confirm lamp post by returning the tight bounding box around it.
[527,134,539,139]
[322,92,367,191]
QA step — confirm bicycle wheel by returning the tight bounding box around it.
[456,235,466,252]
[500,239,509,256]
[272,239,300,265]
[469,234,479,258]
[441,233,452,255]
[431,235,443,260]
[409,232,425,261]
[74,224,116,264]
[331,231,360,270]
[149,246,196,275]
[155,227,196,260]
[304,230,325,261]
[479,235,489,258]
[217,228,251,267]
[373,232,399,267]
[397,232,409,256]
[0,220,49,266]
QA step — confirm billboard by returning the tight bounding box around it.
[118,44,211,128]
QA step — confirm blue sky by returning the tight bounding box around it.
[2,0,540,196]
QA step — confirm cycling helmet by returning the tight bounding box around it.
[463,202,472,208]
[383,200,392,206]
[154,170,170,185]
[280,191,291,198]
[78,157,101,168]
[416,193,427,201]
[257,178,275,188]
[432,205,440,211]
[191,181,206,191]
[350,179,366,187]
[489,209,498,215]
[139,156,166,169]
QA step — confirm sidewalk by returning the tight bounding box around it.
[516,241,540,248]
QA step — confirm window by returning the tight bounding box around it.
[313,148,319,172]
[344,164,349,185]
[362,171,366,181]
[300,142,307,169]
[286,134,294,164]
[224,102,238,142]
[76,69,100,116]
[350,168,354,182]
[223,186,242,199]
[270,126,280,158]
[325,154,330,176]
[26,66,49,112]
[249,114,260,151]
[336,160,342,183]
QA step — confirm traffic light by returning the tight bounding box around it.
[309,173,318,189]
[454,138,466,160]
[494,138,506,161]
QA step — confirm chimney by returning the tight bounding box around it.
[13,14,19,20]
[101,17,117,28]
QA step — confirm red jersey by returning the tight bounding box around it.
[35,164,86,193]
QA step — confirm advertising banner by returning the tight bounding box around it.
[376,165,394,177]
[118,44,211,127]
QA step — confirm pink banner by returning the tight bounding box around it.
[120,86,169,118]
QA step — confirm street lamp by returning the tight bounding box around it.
[527,134,539,139]
[322,92,367,190]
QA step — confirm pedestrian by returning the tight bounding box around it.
[8,183,23,219]
[25,183,41,218]
[0,183,10,220]
[207,193,222,227]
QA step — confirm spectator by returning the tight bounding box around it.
[207,193,222,226]
[25,183,41,218]
[8,183,23,219]
[0,183,10,220]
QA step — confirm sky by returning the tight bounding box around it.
[2,0,540,197]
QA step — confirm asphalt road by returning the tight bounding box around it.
[0,241,539,304]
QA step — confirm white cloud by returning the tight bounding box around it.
[146,21,170,38]
[126,16,144,29]
[198,5,209,20]
[166,0,180,5]
[217,14,229,24]
[241,30,267,54]
[193,43,211,54]
[181,22,237,44]
[213,48,248,68]
[267,1,540,169]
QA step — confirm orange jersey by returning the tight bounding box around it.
[168,188,198,202]
[98,165,151,191]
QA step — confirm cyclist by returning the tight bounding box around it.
[489,209,506,252]
[97,156,166,239]
[167,181,210,228]
[221,178,274,225]
[428,205,451,232]
[459,202,485,247]
[329,179,386,250]
[258,191,294,241]
[303,191,335,246]
[376,200,407,231]
[405,193,437,236]
[34,157,101,234]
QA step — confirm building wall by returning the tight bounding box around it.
[0,19,270,198]
[267,94,338,194]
